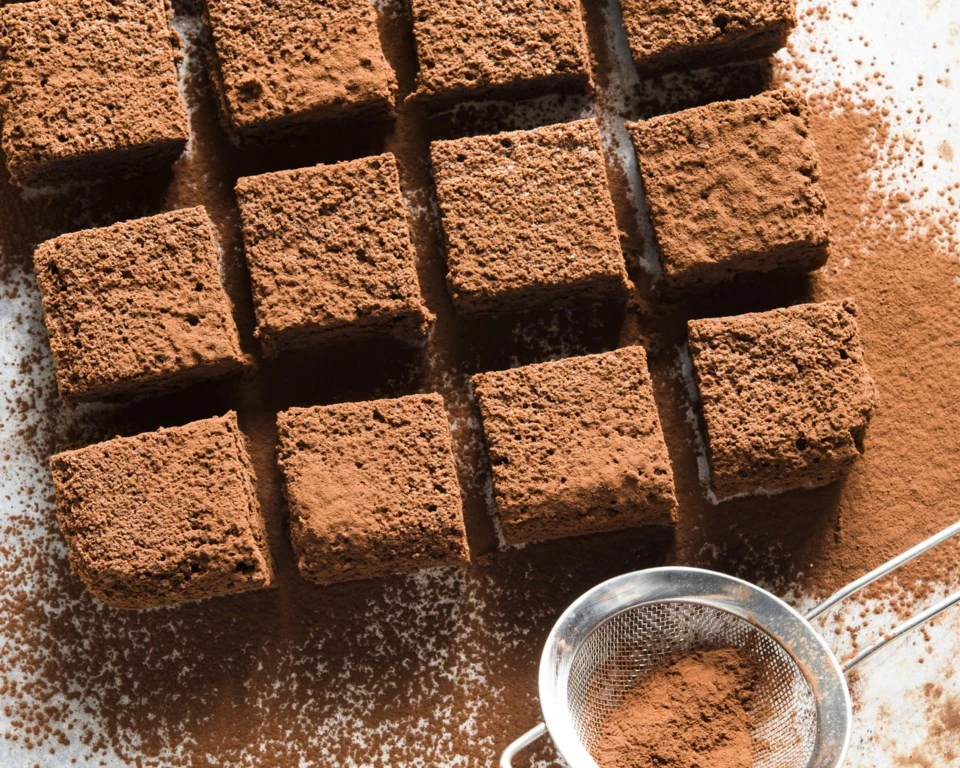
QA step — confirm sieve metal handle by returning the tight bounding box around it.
[806,519,960,620]
[841,588,960,671]
[500,723,547,768]
[805,519,960,671]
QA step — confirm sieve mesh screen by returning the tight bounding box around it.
[566,600,818,768]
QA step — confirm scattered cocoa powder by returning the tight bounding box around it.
[595,649,759,768]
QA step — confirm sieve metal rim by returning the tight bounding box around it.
[536,567,852,768]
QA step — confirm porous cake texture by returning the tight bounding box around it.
[431,119,630,315]
[472,346,678,546]
[628,89,829,292]
[0,0,189,187]
[687,300,877,502]
[236,153,430,356]
[277,394,469,585]
[49,413,275,610]
[33,207,246,404]
[409,0,590,103]
[619,0,797,75]
[204,0,396,137]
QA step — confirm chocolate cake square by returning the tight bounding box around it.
[204,0,396,138]
[471,346,678,545]
[34,207,246,404]
[687,300,877,503]
[276,393,469,585]
[409,0,590,103]
[430,119,630,315]
[235,153,430,356]
[627,89,829,292]
[619,0,797,75]
[0,0,189,187]
[49,412,275,610]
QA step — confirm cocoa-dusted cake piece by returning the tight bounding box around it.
[431,119,630,315]
[472,346,678,546]
[627,89,829,292]
[204,0,395,138]
[236,153,430,356]
[0,0,189,187]
[33,207,246,404]
[276,394,468,585]
[687,300,877,503]
[49,412,275,610]
[619,0,797,75]
[409,0,590,104]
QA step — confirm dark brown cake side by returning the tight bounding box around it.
[0,0,189,187]
[472,346,678,546]
[204,0,395,138]
[49,412,275,610]
[277,394,469,585]
[431,119,630,315]
[33,207,246,404]
[628,89,829,292]
[408,0,590,105]
[236,153,431,356]
[687,300,878,502]
[619,0,797,75]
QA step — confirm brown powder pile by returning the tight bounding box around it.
[595,649,758,768]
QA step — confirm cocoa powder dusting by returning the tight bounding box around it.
[595,649,758,768]
[0,0,959,765]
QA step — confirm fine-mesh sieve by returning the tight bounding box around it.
[501,520,960,768]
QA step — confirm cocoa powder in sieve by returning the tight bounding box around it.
[595,649,758,768]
